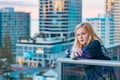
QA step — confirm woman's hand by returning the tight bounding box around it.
[72,47,82,56]
[70,47,82,59]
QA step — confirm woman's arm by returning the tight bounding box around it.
[65,48,80,59]
[65,40,104,59]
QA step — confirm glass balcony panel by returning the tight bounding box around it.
[58,58,120,80]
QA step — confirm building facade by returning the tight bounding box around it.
[106,0,120,43]
[86,14,114,46]
[112,0,120,43]
[39,0,82,53]
[16,39,67,67]
[0,7,30,53]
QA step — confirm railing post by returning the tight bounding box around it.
[57,60,62,80]
[117,47,120,60]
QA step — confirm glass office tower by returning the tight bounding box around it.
[0,7,30,54]
[39,0,82,53]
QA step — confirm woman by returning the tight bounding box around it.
[65,22,116,80]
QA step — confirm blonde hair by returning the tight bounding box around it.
[73,22,103,48]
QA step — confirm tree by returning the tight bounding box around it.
[0,34,14,73]
[3,34,14,65]
[0,34,15,80]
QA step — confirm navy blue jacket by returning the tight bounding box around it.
[65,40,116,80]
[65,40,111,60]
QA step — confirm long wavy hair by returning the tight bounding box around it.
[73,22,103,49]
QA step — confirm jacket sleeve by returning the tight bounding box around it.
[65,48,71,58]
[81,40,103,59]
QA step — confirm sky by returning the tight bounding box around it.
[0,0,39,20]
[0,0,105,37]
[0,0,105,20]
[83,0,105,20]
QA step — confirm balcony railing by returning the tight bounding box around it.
[57,58,120,80]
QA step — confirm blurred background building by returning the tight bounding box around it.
[106,0,120,43]
[86,14,114,46]
[0,7,30,54]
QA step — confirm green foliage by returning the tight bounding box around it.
[18,36,31,41]
[0,34,14,69]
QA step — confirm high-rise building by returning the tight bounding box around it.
[86,14,114,46]
[39,0,82,40]
[106,0,115,17]
[106,0,120,43]
[112,0,120,43]
[0,7,30,53]
[38,0,82,54]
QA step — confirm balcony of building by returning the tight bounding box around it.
[57,58,120,80]
[35,36,74,44]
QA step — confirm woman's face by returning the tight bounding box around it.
[76,27,89,46]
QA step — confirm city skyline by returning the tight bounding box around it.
[0,0,105,20]
[0,0,106,37]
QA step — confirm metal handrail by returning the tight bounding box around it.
[57,58,120,67]
[57,58,120,80]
